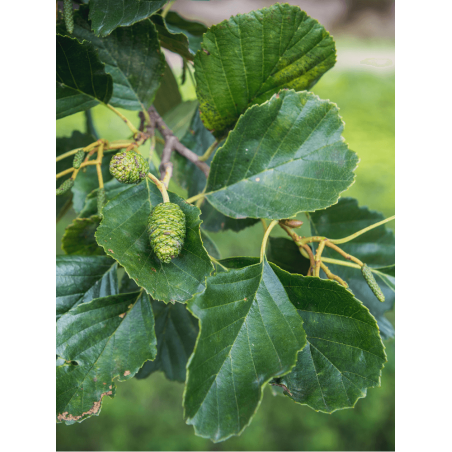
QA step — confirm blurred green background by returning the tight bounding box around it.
[56,1,394,450]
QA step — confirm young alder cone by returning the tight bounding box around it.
[109,151,148,184]
[148,203,186,264]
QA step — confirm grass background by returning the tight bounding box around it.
[56,35,395,451]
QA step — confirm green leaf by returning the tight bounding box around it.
[272,268,387,413]
[153,62,182,117]
[56,291,157,423]
[119,272,141,294]
[89,0,168,37]
[165,11,207,55]
[136,299,199,382]
[195,4,336,137]
[61,215,104,256]
[96,180,213,303]
[56,34,113,119]
[309,198,395,339]
[79,178,130,218]
[56,131,95,220]
[179,109,258,233]
[267,237,310,275]
[58,6,165,111]
[151,14,193,61]
[183,258,306,442]
[56,255,117,320]
[205,89,358,219]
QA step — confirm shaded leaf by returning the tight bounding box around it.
[56,34,113,119]
[79,178,130,218]
[153,62,182,117]
[119,272,141,294]
[205,90,358,219]
[56,291,156,423]
[96,180,213,303]
[267,237,310,275]
[61,215,104,256]
[184,258,306,442]
[309,198,395,339]
[195,4,336,137]
[165,11,207,55]
[89,0,168,37]
[151,14,192,60]
[136,299,199,382]
[272,268,387,413]
[56,255,117,320]
[58,6,165,111]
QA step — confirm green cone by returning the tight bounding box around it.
[148,203,186,264]
[56,178,74,196]
[109,151,148,184]
[361,264,385,302]
[72,150,84,169]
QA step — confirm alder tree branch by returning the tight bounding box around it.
[146,106,210,180]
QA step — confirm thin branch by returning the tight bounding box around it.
[106,104,139,135]
[148,106,210,179]
[325,241,364,267]
[320,262,348,287]
[330,215,395,245]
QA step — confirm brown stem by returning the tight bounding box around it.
[270,382,292,396]
[148,106,210,179]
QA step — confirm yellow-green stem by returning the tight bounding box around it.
[314,240,326,277]
[56,147,83,162]
[198,140,219,162]
[161,0,176,17]
[329,215,395,245]
[186,192,205,204]
[96,142,104,189]
[260,220,279,262]
[147,173,169,203]
[106,104,139,135]
[210,256,229,272]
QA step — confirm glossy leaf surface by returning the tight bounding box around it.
[56,255,117,319]
[273,268,386,413]
[205,90,358,219]
[136,299,199,381]
[309,198,395,339]
[56,291,156,423]
[89,0,167,37]
[58,7,165,111]
[96,180,213,303]
[184,258,306,442]
[195,4,336,137]
[61,216,104,256]
[56,35,113,119]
